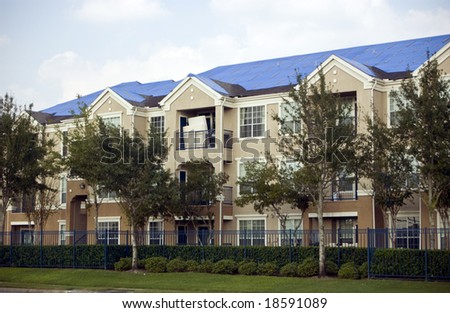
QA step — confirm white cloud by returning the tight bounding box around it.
[76,0,168,22]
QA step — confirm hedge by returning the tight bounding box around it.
[0,245,449,279]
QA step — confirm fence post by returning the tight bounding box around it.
[40,228,43,268]
[104,233,108,270]
[244,229,247,260]
[126,230,129,257]
[337,228,341,267]
[9,232,13,267]
[367,228,370,279]
[289,229,292,263]
[72,229,76,269]
[424,228,428,281]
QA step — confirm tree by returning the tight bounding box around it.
[180,159,229,245]
[103,126,178,270]
[392,58,450,247]
[65,106,112,240]
[23,125,63,242]
[0,94,52,242]
[236,157,309,245]
[274,70,357,276]
[357,115,414,247]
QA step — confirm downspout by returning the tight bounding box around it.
[218,96,226,246]
[370,79,377,229]
[131,106,137,137]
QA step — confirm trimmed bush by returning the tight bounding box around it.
[280,262,298,277]
[166,258,187,272]
[197,260,214,273]
[338,262,360,279]
[212,259,238,275]
[238,261,258,276]
[145,257,168,273]
[114,258,132,271]
[185,260,199,272]
[297,257,319,277]
[359,262,368,278]
[257,262,278,276]
[325,260,339,276]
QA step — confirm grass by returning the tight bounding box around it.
[0,267,449,293]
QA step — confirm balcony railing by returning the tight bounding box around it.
[176,129,233,150]
[325,177,357,201]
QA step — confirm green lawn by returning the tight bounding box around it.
[0,268,449,293]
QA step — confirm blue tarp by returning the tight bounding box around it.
[41,34,450,116]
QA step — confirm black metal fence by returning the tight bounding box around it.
[0,228,449,280]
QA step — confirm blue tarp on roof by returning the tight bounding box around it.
[40,34,449,117]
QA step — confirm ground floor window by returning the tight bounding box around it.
[98,220,119,245]
[149,221,163,245]
[59,222,66,245]
[239,219,265,246]
[337,218,357,245]
[396,215,419,249]
[281,218,303,246]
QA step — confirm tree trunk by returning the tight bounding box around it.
[130,222,139,271]
[427,177,436,249]
[318,190,326,277]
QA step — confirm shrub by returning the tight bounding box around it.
[166,258,187,272]
[359,262,368,278]
[185,260,199,272]
[280,263,298,277]
[338,262,360,279]
[238,261,258,275]
[325,260,339,276]
[257,262,278,276]
[197,260,214,273]
[145,257,168,273]
[212,259,238,275]
[114,258,132,271]
[297,257,319,277]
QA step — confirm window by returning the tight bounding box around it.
[60,176,67,205]
[59,222,66,245]
[389,97,400,127]
[99,189,117,201]
[240,105,265,138]
[396,215,419,249]
[238,160,255,194]
[282,218,303,246]
[102,116,121,128]
[239,219,265,246]
[280,103,300,133]
[339,96,356,128]
[150,116,165,135]
[98,220,119,245]
[62,131,68,157]
[149,221,163,245]
[337,218,356,245]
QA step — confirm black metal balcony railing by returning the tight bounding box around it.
[325,177,357,201]
[176,129,233,150]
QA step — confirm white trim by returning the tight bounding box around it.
[237,103,267,139]
[89,88,134,116]
[96,112,123,127]
[11,221,35,226]
[308,211,358,218]
[97,216,121,222]
[235,214,268,218]
[160,77,223,111]
[223,215,234,220]
[307,54,375,89]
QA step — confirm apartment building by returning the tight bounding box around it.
[5,34,450,248]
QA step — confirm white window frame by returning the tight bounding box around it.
[237,158,266,196]
[279,215,304,246]
[239,105,266,138]
[148,219,164,245]
[149,115,165,135]
[58,220,67,245]
[279,102,300,134]
[237,217,267,246]
[60,176,67,207]
[97,217,121,245]
[98,112,122,128]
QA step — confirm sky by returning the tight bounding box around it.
[1,0,450,111]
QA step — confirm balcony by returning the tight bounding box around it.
[175,129,233,162]
[325,177,358,201]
